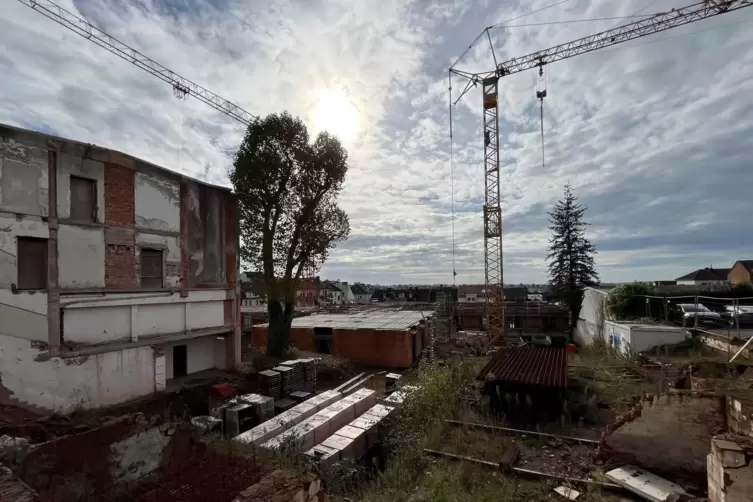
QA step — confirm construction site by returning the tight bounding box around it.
[2,0,753,501]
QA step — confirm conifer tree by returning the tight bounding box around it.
[546,184,599,326]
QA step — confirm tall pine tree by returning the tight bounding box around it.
[546,184,599,327]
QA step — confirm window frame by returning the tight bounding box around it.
[69,175,98,223]
[17,237,48,291]
[139,247,164,289]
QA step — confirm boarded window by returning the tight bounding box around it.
[70,176,97,222]
[17,237,47,290]
[140,248,163,288]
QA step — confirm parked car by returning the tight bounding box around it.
[722,305,753,326]
[673,303,722,325]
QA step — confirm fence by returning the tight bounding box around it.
[634,294,753,339]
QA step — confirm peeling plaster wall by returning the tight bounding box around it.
[58,224,105,288]
[0,333,155,412]
[0,216,49,342]
[0,137,48,217]
[57,153,105,222]
[186,181,224,286]
[134,172,180,232]
[135,232,181,287]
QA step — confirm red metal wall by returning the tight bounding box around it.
[248,325,416,368]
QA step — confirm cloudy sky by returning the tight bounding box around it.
[2,0,752,285]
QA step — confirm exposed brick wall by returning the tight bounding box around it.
[104,163,134,227]
[105,244,136,289]
[104,163,136,289]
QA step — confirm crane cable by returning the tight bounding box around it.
[536,65,547,169]
[449,70,457,285]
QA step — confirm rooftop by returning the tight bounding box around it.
[261,310,433,331]
[477,346,568,388]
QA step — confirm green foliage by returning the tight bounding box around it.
[230,112,350,356]
[604,282,655,320]
[546,184,599,323]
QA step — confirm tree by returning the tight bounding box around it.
[230,112,350,357]
[546,184,599,326]
[605,282,656,320]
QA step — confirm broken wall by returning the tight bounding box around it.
[601,393,725,479]
[134,170,180,233]
[707,435,753,502]
[0,334,155,412]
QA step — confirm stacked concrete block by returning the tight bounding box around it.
[273,365,295,397]
[384,385,418,405]
[305,402,395,466]
[234,390,341,447]
[258,369,282,399]
[707,435,753,502]
[239,393,275,422]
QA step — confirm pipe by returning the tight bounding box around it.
[445,420,600,445]
[729,334,753,363]
[422,449,620,488]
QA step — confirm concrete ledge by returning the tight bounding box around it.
[52,326,234,358]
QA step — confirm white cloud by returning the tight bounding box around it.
[1,0,752,286]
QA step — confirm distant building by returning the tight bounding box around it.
[728,260,753,286]
[675,268,730,287]
[351,283,371,304]
[331,281,355,303]
[239,271,265,308]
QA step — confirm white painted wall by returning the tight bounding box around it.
[62,290,227,344]
[162,336,222,380]
[134,172,180,232]
[574,287,608,346]
[58,224,105,288]
[0,334,155,413]
[609,322,688,355]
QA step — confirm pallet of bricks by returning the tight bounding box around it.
[258,359,317,399]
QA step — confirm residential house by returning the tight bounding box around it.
[351,283,371,304]
[320,280,345,304]
[0,124,240,413]
[728,260,753,286]
[331,280,355,303]
[458,285,485,303]
[675,268,730,286]
[297,277,320,307]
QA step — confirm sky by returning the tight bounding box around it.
[2,0,752,286]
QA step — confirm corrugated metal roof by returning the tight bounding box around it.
[477,346,568,388]
[259,310,433,331]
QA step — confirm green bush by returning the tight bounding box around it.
[604,282,655,320]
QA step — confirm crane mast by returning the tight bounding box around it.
[450,0,753,345]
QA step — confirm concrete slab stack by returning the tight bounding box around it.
[259,389,376,454]
[234,390,341,447]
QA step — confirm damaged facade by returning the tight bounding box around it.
[0,123,240,413]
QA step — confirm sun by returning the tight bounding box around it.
[310,89,360,143]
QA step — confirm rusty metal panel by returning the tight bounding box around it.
[477,346,568,388]
[69,175,96,222]
[17,236,47,290]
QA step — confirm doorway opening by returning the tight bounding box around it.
[173,344,188,378]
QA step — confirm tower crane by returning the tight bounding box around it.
[16,0,257,126]
[449,0,753,345]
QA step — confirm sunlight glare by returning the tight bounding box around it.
[310,89,359,143]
